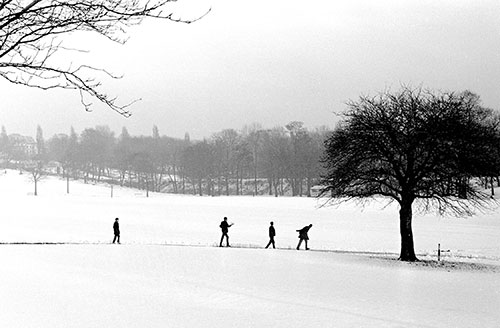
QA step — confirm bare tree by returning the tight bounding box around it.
[78,126,115,182]
[241,123,264,196]
[212,129,239,196]
[286,121,314,196]
[233,140,252,195]
[182,140,214,196]
[0,0,209,115]
[114,127,132,186]
[322,87,500,261]
[65,126,79,190]
[26,160,45,196]
[261,127,290,197]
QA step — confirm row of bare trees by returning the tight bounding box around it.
[0,122,330,197]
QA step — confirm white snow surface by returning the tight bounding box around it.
[0,170,499,327]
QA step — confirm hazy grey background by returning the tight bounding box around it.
[1,0,499,139]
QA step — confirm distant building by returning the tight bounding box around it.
[310,185,329,197]
[9,134,37,157]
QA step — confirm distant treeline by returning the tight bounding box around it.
[0,122,331,197]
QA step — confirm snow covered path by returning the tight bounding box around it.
[1,244,498,328]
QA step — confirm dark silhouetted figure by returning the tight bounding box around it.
[296,224,312,250]
[113,218,120,244]
[265,221,276,249]
[219,217,233,247]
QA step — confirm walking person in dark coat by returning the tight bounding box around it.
[219,217,233,247]
[265,221,276,249]
[112,218,120,244]
[296,224,312,250]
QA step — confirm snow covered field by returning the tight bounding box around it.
[0,170,499,327]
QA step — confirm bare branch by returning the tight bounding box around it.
[0,0,209,115]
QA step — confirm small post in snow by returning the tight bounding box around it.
[438,243,441,262]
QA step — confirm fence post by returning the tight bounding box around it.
[438,243,441,262]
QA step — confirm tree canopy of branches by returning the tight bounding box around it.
[321,87,500,261]
[0,0,207,115]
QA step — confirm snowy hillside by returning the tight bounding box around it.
[1,170,498,261]
[0,170,499,327]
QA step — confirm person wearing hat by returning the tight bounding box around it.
[112,218,120,244]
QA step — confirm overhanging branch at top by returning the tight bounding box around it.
[0,0,210,116]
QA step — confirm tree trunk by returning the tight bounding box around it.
[254,165,258,196]
[172,166,178,193]
[306,177,312,197]
[253,150,258,196]
[158,168,165,192]
[236,170,240,195]
[191,179,196,195]
[398,198,418,261]
[206,178,212,196]
[182,173,186,194]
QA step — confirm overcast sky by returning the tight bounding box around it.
[1,0,500,140]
